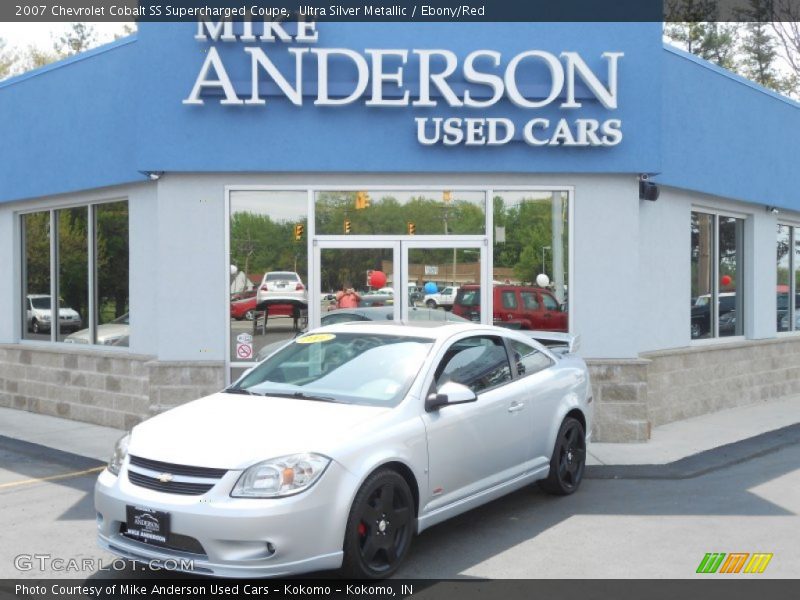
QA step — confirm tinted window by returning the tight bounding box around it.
[501,291,518,309]
[456,289,480,307]
[520,291,539,310]
[509,340,553,377]
[435,336,512,394]
[266,272,299,281]
[542,293,559,311]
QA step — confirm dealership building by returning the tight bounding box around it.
[1,21,799,442]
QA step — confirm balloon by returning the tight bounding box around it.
[369,270,387,288]
[536,273,550,287]
[424,282,438,294]
[721,275,732,286]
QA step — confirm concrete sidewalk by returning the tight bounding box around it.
[1,396,799,466]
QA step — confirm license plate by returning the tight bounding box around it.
[125,505,170,545]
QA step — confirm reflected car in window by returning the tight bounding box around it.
[690,292,735,339]
[453,285,568,332]
[256,271,308,312]
[64,313,129,346]
[25,294,82,334]
[96,323,592,579]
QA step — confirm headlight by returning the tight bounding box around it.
[41,314,50,321]
[107,433,130,476]
[231,453,330,498]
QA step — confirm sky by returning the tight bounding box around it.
[0,22,131,51]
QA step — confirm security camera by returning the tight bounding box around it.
[639,173,649,182]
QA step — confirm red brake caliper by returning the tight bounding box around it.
[357,522,367,537]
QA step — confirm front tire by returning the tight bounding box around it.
[341,469,414,579]
[31,319,40,334]
[540,417,586,496]
[425,299,437,309]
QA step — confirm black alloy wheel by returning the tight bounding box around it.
[426,300,436,309]
[31,319,40,334]
[540,417,586,496]
[342,469,414,579]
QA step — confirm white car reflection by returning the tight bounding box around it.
[64,313,129,346]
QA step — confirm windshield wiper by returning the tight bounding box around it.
[223,387,259,396]
[264,391,341,403]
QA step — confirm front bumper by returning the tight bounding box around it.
[95,461,355,578]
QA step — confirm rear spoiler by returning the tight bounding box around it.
[524,331,580,354]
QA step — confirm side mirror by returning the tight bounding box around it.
[425,381,477,412]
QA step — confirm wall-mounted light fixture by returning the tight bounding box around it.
[638,174,660,202]
[766,206,780,214]
[140,171,165,181]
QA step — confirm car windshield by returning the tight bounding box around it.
[30,297,51,309]
[233,332,434,407]
[266,272,297,281]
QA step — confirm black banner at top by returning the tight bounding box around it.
[4,0,800,23]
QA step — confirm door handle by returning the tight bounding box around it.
[508,401,525,413]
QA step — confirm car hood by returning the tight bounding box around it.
[128,392,390,470]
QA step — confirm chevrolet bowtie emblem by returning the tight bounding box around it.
[157,473,174,483]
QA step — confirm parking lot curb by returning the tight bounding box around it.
[585,422,800,480]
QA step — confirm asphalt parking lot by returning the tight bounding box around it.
[1,432,798,580]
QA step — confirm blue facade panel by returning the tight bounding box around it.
[0,39,142,203]
[1,23,798,207]
[659,46,800,210]
[133,21,662,175]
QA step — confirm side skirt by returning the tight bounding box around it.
[416,466,550,533]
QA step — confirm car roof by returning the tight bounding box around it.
[27,294,50,298]
[312,321,505,340]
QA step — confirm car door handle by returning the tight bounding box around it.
[508,401,525,413]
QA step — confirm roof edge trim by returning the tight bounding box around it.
[663,42,800,110]
[0,34,138,91]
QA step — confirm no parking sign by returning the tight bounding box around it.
[236,333,253,360]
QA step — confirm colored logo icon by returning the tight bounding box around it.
[696,553,773,574]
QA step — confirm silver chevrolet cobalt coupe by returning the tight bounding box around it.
[95,323,592,578]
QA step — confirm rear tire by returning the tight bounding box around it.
[341,469,414,579]
[540,417,586,496]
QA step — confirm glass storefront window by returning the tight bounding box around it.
[22,211,51,341]
[777,224,800,333]
[56,207,89,342]
[490,191,569,332]
[96,201,130,346]
[228,191,308,371]
[20,201,130,346]
[690,211,745,340]
[314,190,486,236]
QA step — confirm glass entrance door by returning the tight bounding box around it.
[312,239,487,327]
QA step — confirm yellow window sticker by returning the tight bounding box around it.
[296,333,336,344]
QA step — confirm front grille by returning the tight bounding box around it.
[128,455,228,479]
[119,524,206,556]
[127,471,215,496]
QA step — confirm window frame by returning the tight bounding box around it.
[777,221,800,336]
[18,198,129,349]
[690,207,748,344]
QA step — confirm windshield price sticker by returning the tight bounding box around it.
[296,333,336,344]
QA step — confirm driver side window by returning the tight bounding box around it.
[434,336,512,395]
